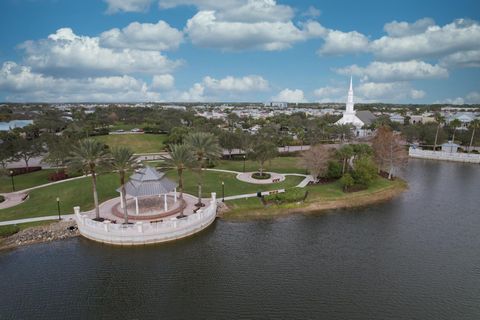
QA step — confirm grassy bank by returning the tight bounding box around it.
[0,220,56,238]
[215,157,305,174]
[0,169,58,193]
[93,133,167,153]
[224,177,408,220]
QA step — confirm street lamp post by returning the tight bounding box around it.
[56,197,61,220]
[9,170,15,192]
[243,155,246,173]
[222,181,225,202]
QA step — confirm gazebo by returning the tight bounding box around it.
[117,166,178,216]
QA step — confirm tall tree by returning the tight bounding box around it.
[449,119,462,144]
[68,139,110,219]
[335,144,354,175]
[162,144,196,200]
[43,135,73,172]
[15,136,44,170]
[433,113,445,151]
[110,147,138,224]
[299,145,334,181]
[248,140,278,176]
[184,132,221,206]
[468,119,480,152]
[371,126,408,179]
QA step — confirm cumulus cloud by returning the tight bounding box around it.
[0,61,161,102]
[20,28,182,77]
[185,10,309,51]
[317,30,370,55]
[313,86,344,99]
[177,83,205,101]
[440,50,480,68]
[383,18,436,37]
[439,91,480,105]
[371,19,480,61]
[202,75,269,92]
[302,6,321,18]
[356,82,425,101]
[100,21,183,51]
[335,60,449,82]
[272,88,306,103]
[104,0,152,13]
[151,74,175,90]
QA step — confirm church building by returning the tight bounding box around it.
[335,77,376,137]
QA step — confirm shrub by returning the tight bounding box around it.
[8,167,42,176]
[340,173,355,192]
[351,156,377,186]
[251,172,271,180]
[264,188,307,204]
[0,195,4,203]
[326,161,343,179]
[48,170,69,182]
[0,225,20,238]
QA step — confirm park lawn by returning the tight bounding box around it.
[0,169,57,193]
[215,157,305,174]
[93,133,167,153]
[0,173,120,222]
[165,170,304,198]
[225,177,406,219]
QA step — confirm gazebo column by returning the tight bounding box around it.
[120,191,124,209]
[174,188,177,203]
[164,194,168,211]
[135,197,139,215]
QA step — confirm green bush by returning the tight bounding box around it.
[251,172,271,180]
[0,224,20,238]
[0,195,4,203]
[326,161,343,179]
[340,173,355,191]
[351,156,377,186]
[264,187,306,204]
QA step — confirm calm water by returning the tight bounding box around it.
[0,120,33,131]
[1,159,479,319]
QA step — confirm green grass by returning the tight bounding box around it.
[215,157,305,174]
[0,173,120,222]
[165,170,304,198]
[0,169,57,193]
[0,220,57,238]
[93,133,167,153]
[225,177,406,218]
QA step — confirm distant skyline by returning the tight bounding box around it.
[0,0,479,104]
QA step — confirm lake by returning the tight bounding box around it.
[0,159,479,319]
[0,120,33,131]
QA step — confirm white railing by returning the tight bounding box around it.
[409,148,480,163]
[75,193,217,245]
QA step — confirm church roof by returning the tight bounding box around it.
[117,166,177,197]
[356,111,376,126]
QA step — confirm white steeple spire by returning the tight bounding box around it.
[346,76,355,114]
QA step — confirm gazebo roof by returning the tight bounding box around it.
[117,166,177,197]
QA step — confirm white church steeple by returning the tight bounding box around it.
[346,76,354,114]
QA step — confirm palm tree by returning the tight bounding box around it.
[336,144,354,175]
[68,139,110,220]
[184,132,222,206]
[110,147,138,224]
[162,144,196,200]
[433,113,445,151]
[450,119,462,144]
[468,119,480,153]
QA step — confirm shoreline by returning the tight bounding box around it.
[221,179,408,220]
[0,180,407,250]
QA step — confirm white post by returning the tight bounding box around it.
[135,197,139,215]
[174,188,177,203]
[73,206,80,215]
[120,191,124,209]
[136,222,143,233]
[211,192,216,202]
[103,220,111,232]
[164,194,168,211]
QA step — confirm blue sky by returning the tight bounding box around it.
[0,0,479,103]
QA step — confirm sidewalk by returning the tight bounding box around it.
[0,214,75,226]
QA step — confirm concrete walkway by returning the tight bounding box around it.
[0,214,74,226]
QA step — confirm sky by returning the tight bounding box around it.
[0,0,479,104]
